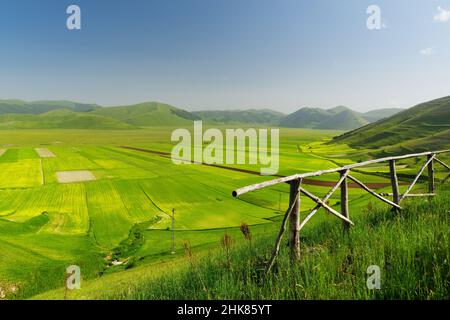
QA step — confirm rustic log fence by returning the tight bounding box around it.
[232,150,450,273]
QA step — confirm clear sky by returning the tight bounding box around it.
[0,0,449,113]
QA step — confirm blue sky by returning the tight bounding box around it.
[0,0,449,112]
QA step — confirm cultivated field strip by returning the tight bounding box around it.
[56,170,96,183]
[0,133,385,299]
[35,148,56,158]
[0,184,90,234]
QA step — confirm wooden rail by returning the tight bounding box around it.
[232,150,450,272]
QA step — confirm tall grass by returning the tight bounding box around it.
[109,187,450,300]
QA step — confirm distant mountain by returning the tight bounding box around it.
[316,109,370,131]
[279,106,402,131]
[0,99,99,114]
[0,109,135,129]
[280,106,368,130]
[192,109,285,125]
[279,107,331,128]
[331,96,450,154]
[361,108,404,123]
[93,102,200,126]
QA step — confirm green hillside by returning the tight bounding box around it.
[192,109,285,125]
[362,108,404,122]
[332,96,450,153]
[0,101,200,129]
[0,109,135,129]
[0,99,403,130]
[0,100,98,115]
[316,109,369,130]
[280,107,369,130]
[93,102,200,126]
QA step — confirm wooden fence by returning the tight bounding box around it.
[232,150,450,273]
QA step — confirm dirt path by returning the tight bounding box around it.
[120,146,404,189]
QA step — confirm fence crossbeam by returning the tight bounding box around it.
[232,150,450,197]
[380,192,436,198]
[299,187,354,226]
[347,174,402,210]
[299,171,349,231]
[399,155,435,203]
[435,158,450,171]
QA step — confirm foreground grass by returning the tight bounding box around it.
[100,187,449,300]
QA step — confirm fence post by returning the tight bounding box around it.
[340,171,350,230]
[389,160,400,207]
[427,154,435,194]
[288,179,301,261]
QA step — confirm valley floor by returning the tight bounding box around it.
[0,128,448,299]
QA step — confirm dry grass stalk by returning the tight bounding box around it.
[182,240,210,299]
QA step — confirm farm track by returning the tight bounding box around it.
[120,146,397,189]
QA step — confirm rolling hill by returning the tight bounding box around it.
[279,107,367,130]
[0,99,403,130]
[279,106,401,131]
[92,102,200,126]
[0,100,99,115]
[362,108,404,123]
[192,109,285,125]
[0,101,200,129]
[331,96,450,153]
[0,109,136,129]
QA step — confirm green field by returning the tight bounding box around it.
[0,127,447,299]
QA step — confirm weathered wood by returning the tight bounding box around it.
[299,187,354,226]
[299,171,349,231]
[389,160,400,206]
[288,179,301,262]
[380,193,436,198]
[265,187,301,274]
[348,174,402,210]
[232,150,450,197]
[405,193,436,197]
[434,158,450,171]
[399,155,435,203]
[232,150,450,275]
[427,155,435,194]
[340,171,350,230]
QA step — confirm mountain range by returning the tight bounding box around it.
[0,99,407,131]
[194,107,402,130]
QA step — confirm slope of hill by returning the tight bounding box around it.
[0,109,135,129]
[93,102,200,126]
[316,109,370,131]
[331,96,450,153]
[279,106,402,130]
[192,109,285,125]
[0,100,99,115]
[279,107,331,128]
[280,107,370,130]
[362,108,403,122]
